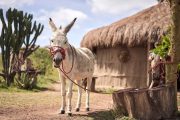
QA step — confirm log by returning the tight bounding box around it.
[112,85,176,120]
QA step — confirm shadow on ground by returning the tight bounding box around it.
[87,110,115,120]
[72,110,116,120]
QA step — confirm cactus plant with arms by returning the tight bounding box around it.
[0,8,44,86]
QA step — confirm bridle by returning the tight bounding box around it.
[49,46,66,60]
[49,44,74,74]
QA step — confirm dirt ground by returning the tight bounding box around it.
[1,83,180,120]
[0,83,113,120]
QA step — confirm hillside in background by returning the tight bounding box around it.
[0,48,59,90]
[29,47,59,89]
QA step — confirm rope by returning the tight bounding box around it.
[59,67,92,92]
[61,44,74,74]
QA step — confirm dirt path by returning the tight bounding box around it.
[0,83,113,120]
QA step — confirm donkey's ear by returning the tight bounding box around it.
[63,18,77,34]
[49,18,57,32]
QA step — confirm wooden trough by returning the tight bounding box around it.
[112,85,177,120]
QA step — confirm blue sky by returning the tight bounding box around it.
[0,0,158,47]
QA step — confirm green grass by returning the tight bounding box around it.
[0,83,33,92]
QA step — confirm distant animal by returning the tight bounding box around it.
[48,18,95,116]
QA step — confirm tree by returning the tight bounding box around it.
[166,0,180,111]
[0,8,44,86]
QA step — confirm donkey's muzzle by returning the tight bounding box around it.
[53,58,62,67]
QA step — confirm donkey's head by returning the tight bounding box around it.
[49,18,77,67]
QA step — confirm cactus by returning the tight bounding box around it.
[0,8,44,86]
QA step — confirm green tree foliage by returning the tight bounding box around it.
[29,48,52,74]
[0,8,44,86]
[151,27,180,72]
[152,34,171,58]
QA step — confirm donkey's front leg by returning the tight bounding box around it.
[75,80,82,112]
[67,80,73,116]
[60,76,66,114]
[86,77,92,111]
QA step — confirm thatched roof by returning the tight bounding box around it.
[81,2,171,49]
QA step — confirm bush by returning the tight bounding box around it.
[29,48,52,74]
[15,72,37,89]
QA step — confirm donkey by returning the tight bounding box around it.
[48,18,95,116]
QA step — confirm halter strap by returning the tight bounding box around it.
[49,46,66,59]
[49,44,75,74]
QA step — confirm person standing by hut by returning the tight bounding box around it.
[148,51,165,88]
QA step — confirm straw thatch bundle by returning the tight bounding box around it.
[81,2,171,49]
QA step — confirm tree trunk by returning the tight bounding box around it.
[5,72,16,86]
[166,0,180,112]
[112,85,176,120]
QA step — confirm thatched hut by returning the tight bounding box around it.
[81,2,171,89]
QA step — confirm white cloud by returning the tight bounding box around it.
[35,8,88,27]
[87,0,157,15]
[0,0,34,8]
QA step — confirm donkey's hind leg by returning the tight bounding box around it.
[86,77,92,111]
[75,80,82,112]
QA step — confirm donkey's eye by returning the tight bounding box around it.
[64,41,67,44]
[51,40,54,43]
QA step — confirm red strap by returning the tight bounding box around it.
[49,46,66,59]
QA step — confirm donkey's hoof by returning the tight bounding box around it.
[75,108,80,112]
[86,108,90,111]
[67,113,72,116]
[60,110,65,114]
